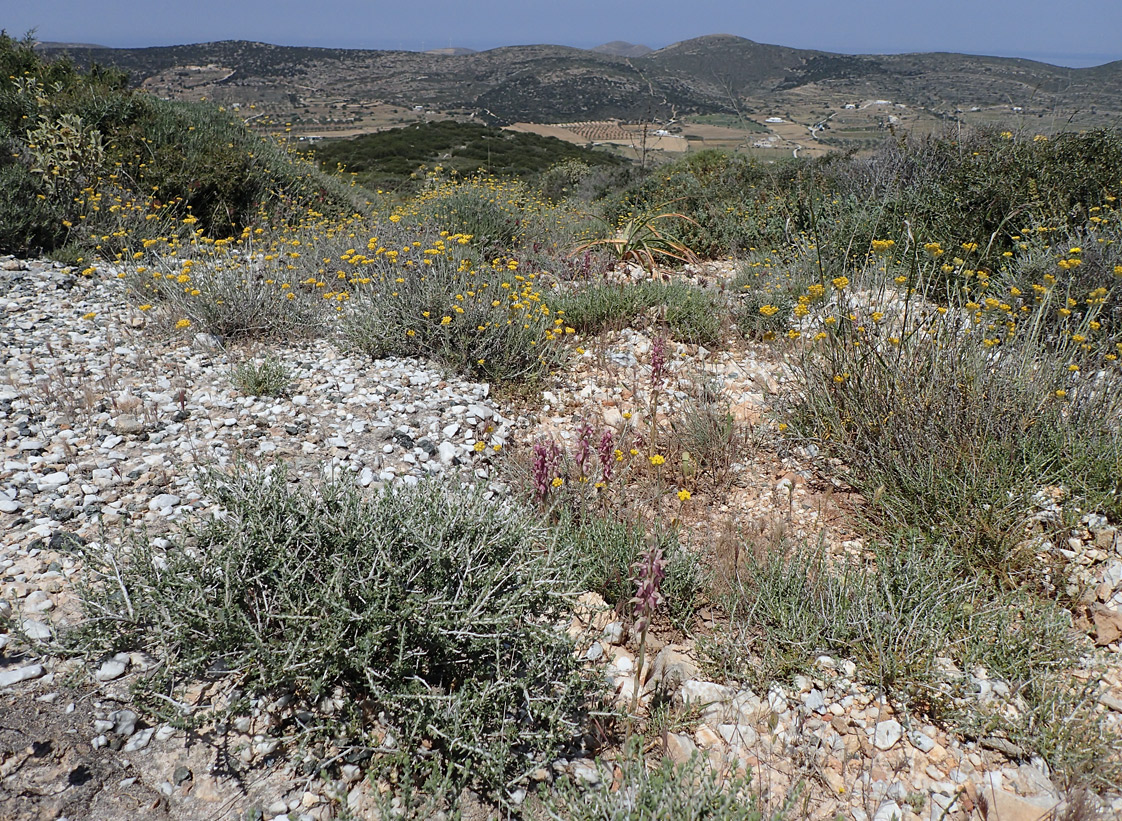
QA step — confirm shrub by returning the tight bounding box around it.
[313,120,625,197]
[230,356,291,396]
[132,250,326,341]
[65,467,597,802]
[549,280,725,346]
[341,221,564,383]
[783,249,1122,572]
[668,379,740,488]
[0,33,361,256]
[611,131,1122,265]
[703,534,1120,788]
[611,150,783,258]
[734,292,794,341]
[417,184,524,255]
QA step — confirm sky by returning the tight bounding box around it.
[5,0,1122,68]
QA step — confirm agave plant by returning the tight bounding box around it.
[573,206,699,272]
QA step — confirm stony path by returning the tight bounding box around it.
[2,256,1121,820]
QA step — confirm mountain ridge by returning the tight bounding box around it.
[36,34,1122,132]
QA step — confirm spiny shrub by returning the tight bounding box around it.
[66,467,598,801]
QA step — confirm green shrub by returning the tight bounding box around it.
[313,120,625,196]
[610,131,1122,265]
[0,157,64,253]
[661,283,726,345]
[66,467,597,801]
[612,150,800,258]
[0,33,362,256]
[549,280,726,346]
[230,356,291,396]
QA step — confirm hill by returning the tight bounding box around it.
[312,119,626,192]
[36,34,1122,147]
[591,41,653,57]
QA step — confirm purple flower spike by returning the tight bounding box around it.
[650,335,667,389]
[631,544,666,634]
[597,430,614,483]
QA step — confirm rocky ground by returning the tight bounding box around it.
[2,256,1121,820]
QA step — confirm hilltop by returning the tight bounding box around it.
[4,34,1122,820]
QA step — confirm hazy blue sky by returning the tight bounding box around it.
[6,0,1122,67]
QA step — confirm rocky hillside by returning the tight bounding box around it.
[39,35,1122,126]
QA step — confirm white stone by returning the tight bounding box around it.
[23,590,53,613]
[38,471,70,491]
[20,619,52,640]
[437,442,459,464]
[0,664,44,687]
[96,658,128,681]
[678,680,732,710]
[874,719,903,750]
[908,729,936,753]
[804,688,827,714]
[123,727,155,751]
[717,723,759,746]
[872,800,902,821]
[148,493,181,511]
